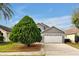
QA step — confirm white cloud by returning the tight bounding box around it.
[9,15,73,30]
[35,15,73,30]
[8,20,20,28]
[12,20,20,26]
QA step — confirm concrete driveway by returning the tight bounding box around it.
[44,43,79,55]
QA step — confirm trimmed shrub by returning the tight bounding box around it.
[9,16,42,47]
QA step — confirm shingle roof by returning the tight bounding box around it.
[0,25,12,32]
[42,26,64,33]
[65,27,79,35]
[37,23,50,29]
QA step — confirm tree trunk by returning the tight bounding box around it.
[27,44,31,47]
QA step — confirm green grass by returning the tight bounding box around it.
[0,42,18,52]
[67,42,79,49]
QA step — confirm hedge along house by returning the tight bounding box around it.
[65,27,79,43]
[37,23,65,43]
[0,25,12,42]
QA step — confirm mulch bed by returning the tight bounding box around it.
[8,43,43,52]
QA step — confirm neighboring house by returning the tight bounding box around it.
[65,27,79,43]
[0,25,12,42]
[37,23,65,43]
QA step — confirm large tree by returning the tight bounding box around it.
[72,9,79,28]
[72,9,79,43]
[0,3,14,20]
[9,16,42,47]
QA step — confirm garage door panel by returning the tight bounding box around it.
[44,36,62,43]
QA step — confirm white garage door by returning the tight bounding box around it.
[44,36,63,43]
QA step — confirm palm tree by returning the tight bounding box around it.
[0,3,14,20]
[72,8,79,28]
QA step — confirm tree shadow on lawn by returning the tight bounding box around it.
[8,43,43,52]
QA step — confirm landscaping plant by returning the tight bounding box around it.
[9,16,42,47]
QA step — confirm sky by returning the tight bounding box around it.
[0,3,79,30]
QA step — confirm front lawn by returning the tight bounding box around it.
[67,43,79,49]
[0,42,42,52]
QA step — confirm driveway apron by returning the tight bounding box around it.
[44,43,79,55]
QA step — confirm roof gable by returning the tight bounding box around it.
[42,26,64,33]
[37,23,50,32]
[37,23,50,29]
[0,25,12,32]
